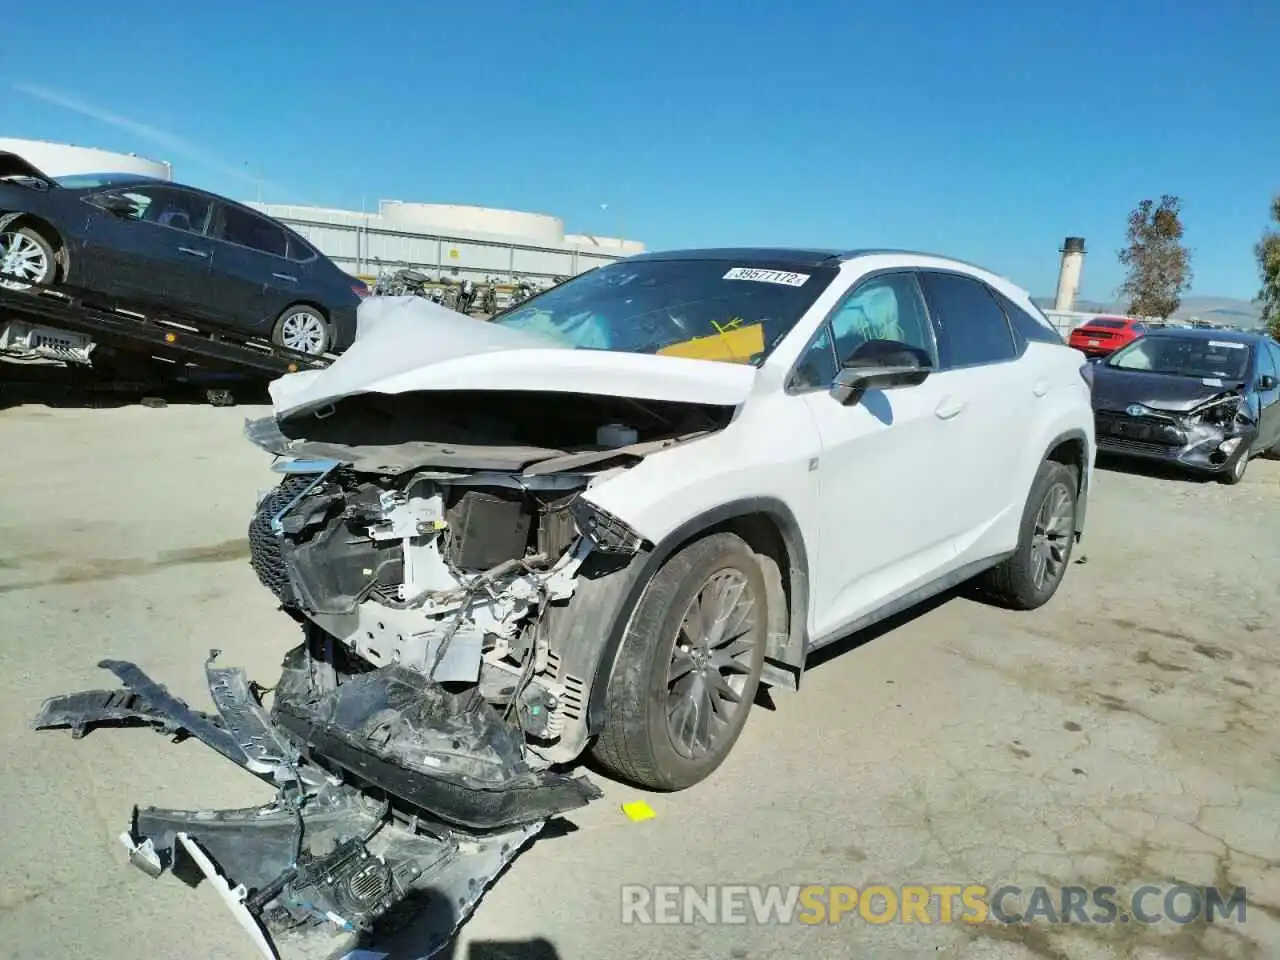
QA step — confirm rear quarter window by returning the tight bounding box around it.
[993,290,1063,345]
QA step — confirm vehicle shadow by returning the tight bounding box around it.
[0,360,270,410]
[1094,452,1213,484]
[803,587,962,673]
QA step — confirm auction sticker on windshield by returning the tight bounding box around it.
[723,267,810,287]
[1208,341,1246,349]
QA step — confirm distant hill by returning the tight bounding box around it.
[1032,295,1263,326]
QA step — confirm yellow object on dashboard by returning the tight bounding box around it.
[657,322,765,364]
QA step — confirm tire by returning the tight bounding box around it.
[1218,447,1249,485]
[0,225,56,291]
[590,532,768,791]
[979,460,1078,611]
[271,304,332,356]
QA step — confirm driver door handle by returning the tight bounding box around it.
[177,246,209,258]
[272,272,297,282]
[935,397,965,420]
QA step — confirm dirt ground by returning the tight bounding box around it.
[0,400,1277,960]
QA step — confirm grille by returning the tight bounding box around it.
[1097,436,1173,456]
[247,474,314,607]
[1095,411,1184,446]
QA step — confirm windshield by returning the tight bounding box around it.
[53,172,153,190]
[489,258,838,365]
[1106,335,1253,380]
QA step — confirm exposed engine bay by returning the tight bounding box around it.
[247,457,634,767]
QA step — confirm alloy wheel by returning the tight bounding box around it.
[0,231,50,290]
[665,568,760,761]
[279,311,327,355]
[1029,482,1073,591]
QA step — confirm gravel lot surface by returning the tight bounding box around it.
[0,401,1277,960]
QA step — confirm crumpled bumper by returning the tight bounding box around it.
[31,647,600,959]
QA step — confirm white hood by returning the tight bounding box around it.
[268,295,759,415]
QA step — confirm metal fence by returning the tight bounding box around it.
[264,213,631,286]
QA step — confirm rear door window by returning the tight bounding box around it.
[214,204,288,258]
[919,271,1018,368]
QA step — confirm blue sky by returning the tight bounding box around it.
[2,0,1276,301]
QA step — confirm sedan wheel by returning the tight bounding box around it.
[0,227,55,291]
[273,307,330,356]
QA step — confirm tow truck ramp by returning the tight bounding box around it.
[0,279,334,380]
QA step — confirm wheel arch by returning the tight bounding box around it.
[1040,428,1090,539]
[0,213,68,280]
[576,496,811,737]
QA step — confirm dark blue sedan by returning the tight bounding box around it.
[1089,327,1280,484]
[0,151,365,355]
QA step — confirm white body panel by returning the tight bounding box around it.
[267,252,1095,648]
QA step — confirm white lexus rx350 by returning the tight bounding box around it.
[246,247,1097,800]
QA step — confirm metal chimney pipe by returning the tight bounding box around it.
[1053,237,1086,312]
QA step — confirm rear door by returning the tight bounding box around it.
[917,270,1031,555]
[78,184,219,318]
[205,203,300,334]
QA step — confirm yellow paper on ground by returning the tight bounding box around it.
[621,800,656,822]
[657,322,764,364]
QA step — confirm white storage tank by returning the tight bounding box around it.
[0,137,172,181]
[380,201,564,244]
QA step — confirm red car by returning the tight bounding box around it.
[1068,316,1148,358]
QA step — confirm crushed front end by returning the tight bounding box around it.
[29,457,635,958]
[1093,390,1257,473]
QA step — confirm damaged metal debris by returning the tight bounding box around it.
[33,646,600,959]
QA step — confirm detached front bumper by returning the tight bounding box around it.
[31,646,600,959]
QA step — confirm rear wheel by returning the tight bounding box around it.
[271,305,332,356]
[980,460,1078,610]
[0,226,56,290]
[590,532,768,791]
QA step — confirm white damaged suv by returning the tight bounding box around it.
[245,247,1096,802]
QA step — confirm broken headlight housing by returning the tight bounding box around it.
[568,499,643,554]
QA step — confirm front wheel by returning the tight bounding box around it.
[979,460,1078,610]
[1218,447,1249,485]
[0,226,56,291]
[590,532,768,791]
[271,305,332,356]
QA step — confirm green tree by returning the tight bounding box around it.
[1255,194,1280,337]
[1117,195,1193,318]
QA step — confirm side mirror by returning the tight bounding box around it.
[829,339,932,406]
[1259,374,1278,392]
[94,193,139,218]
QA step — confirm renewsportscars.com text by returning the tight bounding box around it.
[620,884,1248,926]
